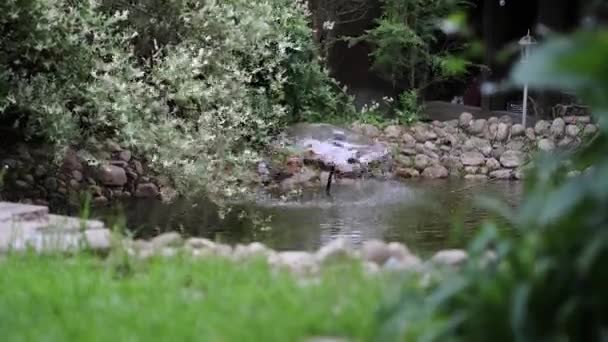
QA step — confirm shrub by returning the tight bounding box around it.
[0,0,353,199]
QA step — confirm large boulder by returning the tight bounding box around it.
[414,154,431,170]
[461,151,485,166]
[463,137,492,156]
[534,120,551,136]
[459,112,473,128]
[411,125,438,142]
[566,124,580,137]
[468,119,487,135]
[510,124,525,137]
[422,165,449,179]
[500,150,525,168]
[496,122,510,141]
[383,125,403,139]
[96,164,127,186]
[550,118,566,138]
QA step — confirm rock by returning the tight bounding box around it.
[461,151,485,166]
[360,123,381,137]
[71,170,83,182]
[422,165,449,179]
[411,125,437,142]
[491,144,506,159]
[118,150,132,162]
[315,238,354,264]
[535,120,551,136]
[538,138,556,152]
[489,169,513,179]
[395,168,419,178]
[468,119,487,135]
[395,155,413,168]
[464,166,479,175]
[361,240,391,265]
[464,137,492,156]
[583,124,598,137]
[14,180,29,190]
[185,238,216,250]
[22,174,35,185]
[423,141,438,151]
[414,154,431,170]
[485,158,501,171]
[96,164,127,186]
[486,123,498,140]
[383,125,402,139]
[62,149,83,171]
[441,156,463,172]
[506,139,526,152]
[34,165,47,178]
[150,232,183,249]
[401,147,417,156]
[525,127,536,141]
[105,139,122,152]
[499,115,513,124]
[92,196,109,206]
[401,132,416,145]
[432,249,468,266]
[84,229,112,251]
[496,122,510,141]
[459,112,474,127]
[43,177,59,191]
[558,137,574,148]
[500,150,525,168]
[135,183,160,198]
[510,124,525,137]
[132,160,144,175]
[268,251,319,276]
[233,242,274,261]
[550,118,566,137]
[566,124,580,137]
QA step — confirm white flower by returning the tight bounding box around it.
[322,21,335,31]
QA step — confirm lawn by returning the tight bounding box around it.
[0,253,392,342]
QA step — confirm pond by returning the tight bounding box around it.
[93,179,523,255]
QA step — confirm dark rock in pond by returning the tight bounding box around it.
[96,164,127,186]
[135,183,160,198]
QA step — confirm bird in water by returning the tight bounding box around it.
[325,163,336,196]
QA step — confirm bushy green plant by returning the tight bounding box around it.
[395,89,423,125]
[0,0,354,200]
[377,28,608,341]
[346,0,468,90]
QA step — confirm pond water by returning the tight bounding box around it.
[92,179,523,255]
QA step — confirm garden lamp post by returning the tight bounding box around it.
[519,30,537,127]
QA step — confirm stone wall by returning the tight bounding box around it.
[0,140,176,207]
[364,113,598,180]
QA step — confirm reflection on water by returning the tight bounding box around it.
[92,179,523,255]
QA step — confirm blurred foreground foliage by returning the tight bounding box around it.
[378,28,608,341]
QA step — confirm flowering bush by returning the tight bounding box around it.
[0,0,353,200]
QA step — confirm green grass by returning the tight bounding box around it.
[0,253,390,342]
